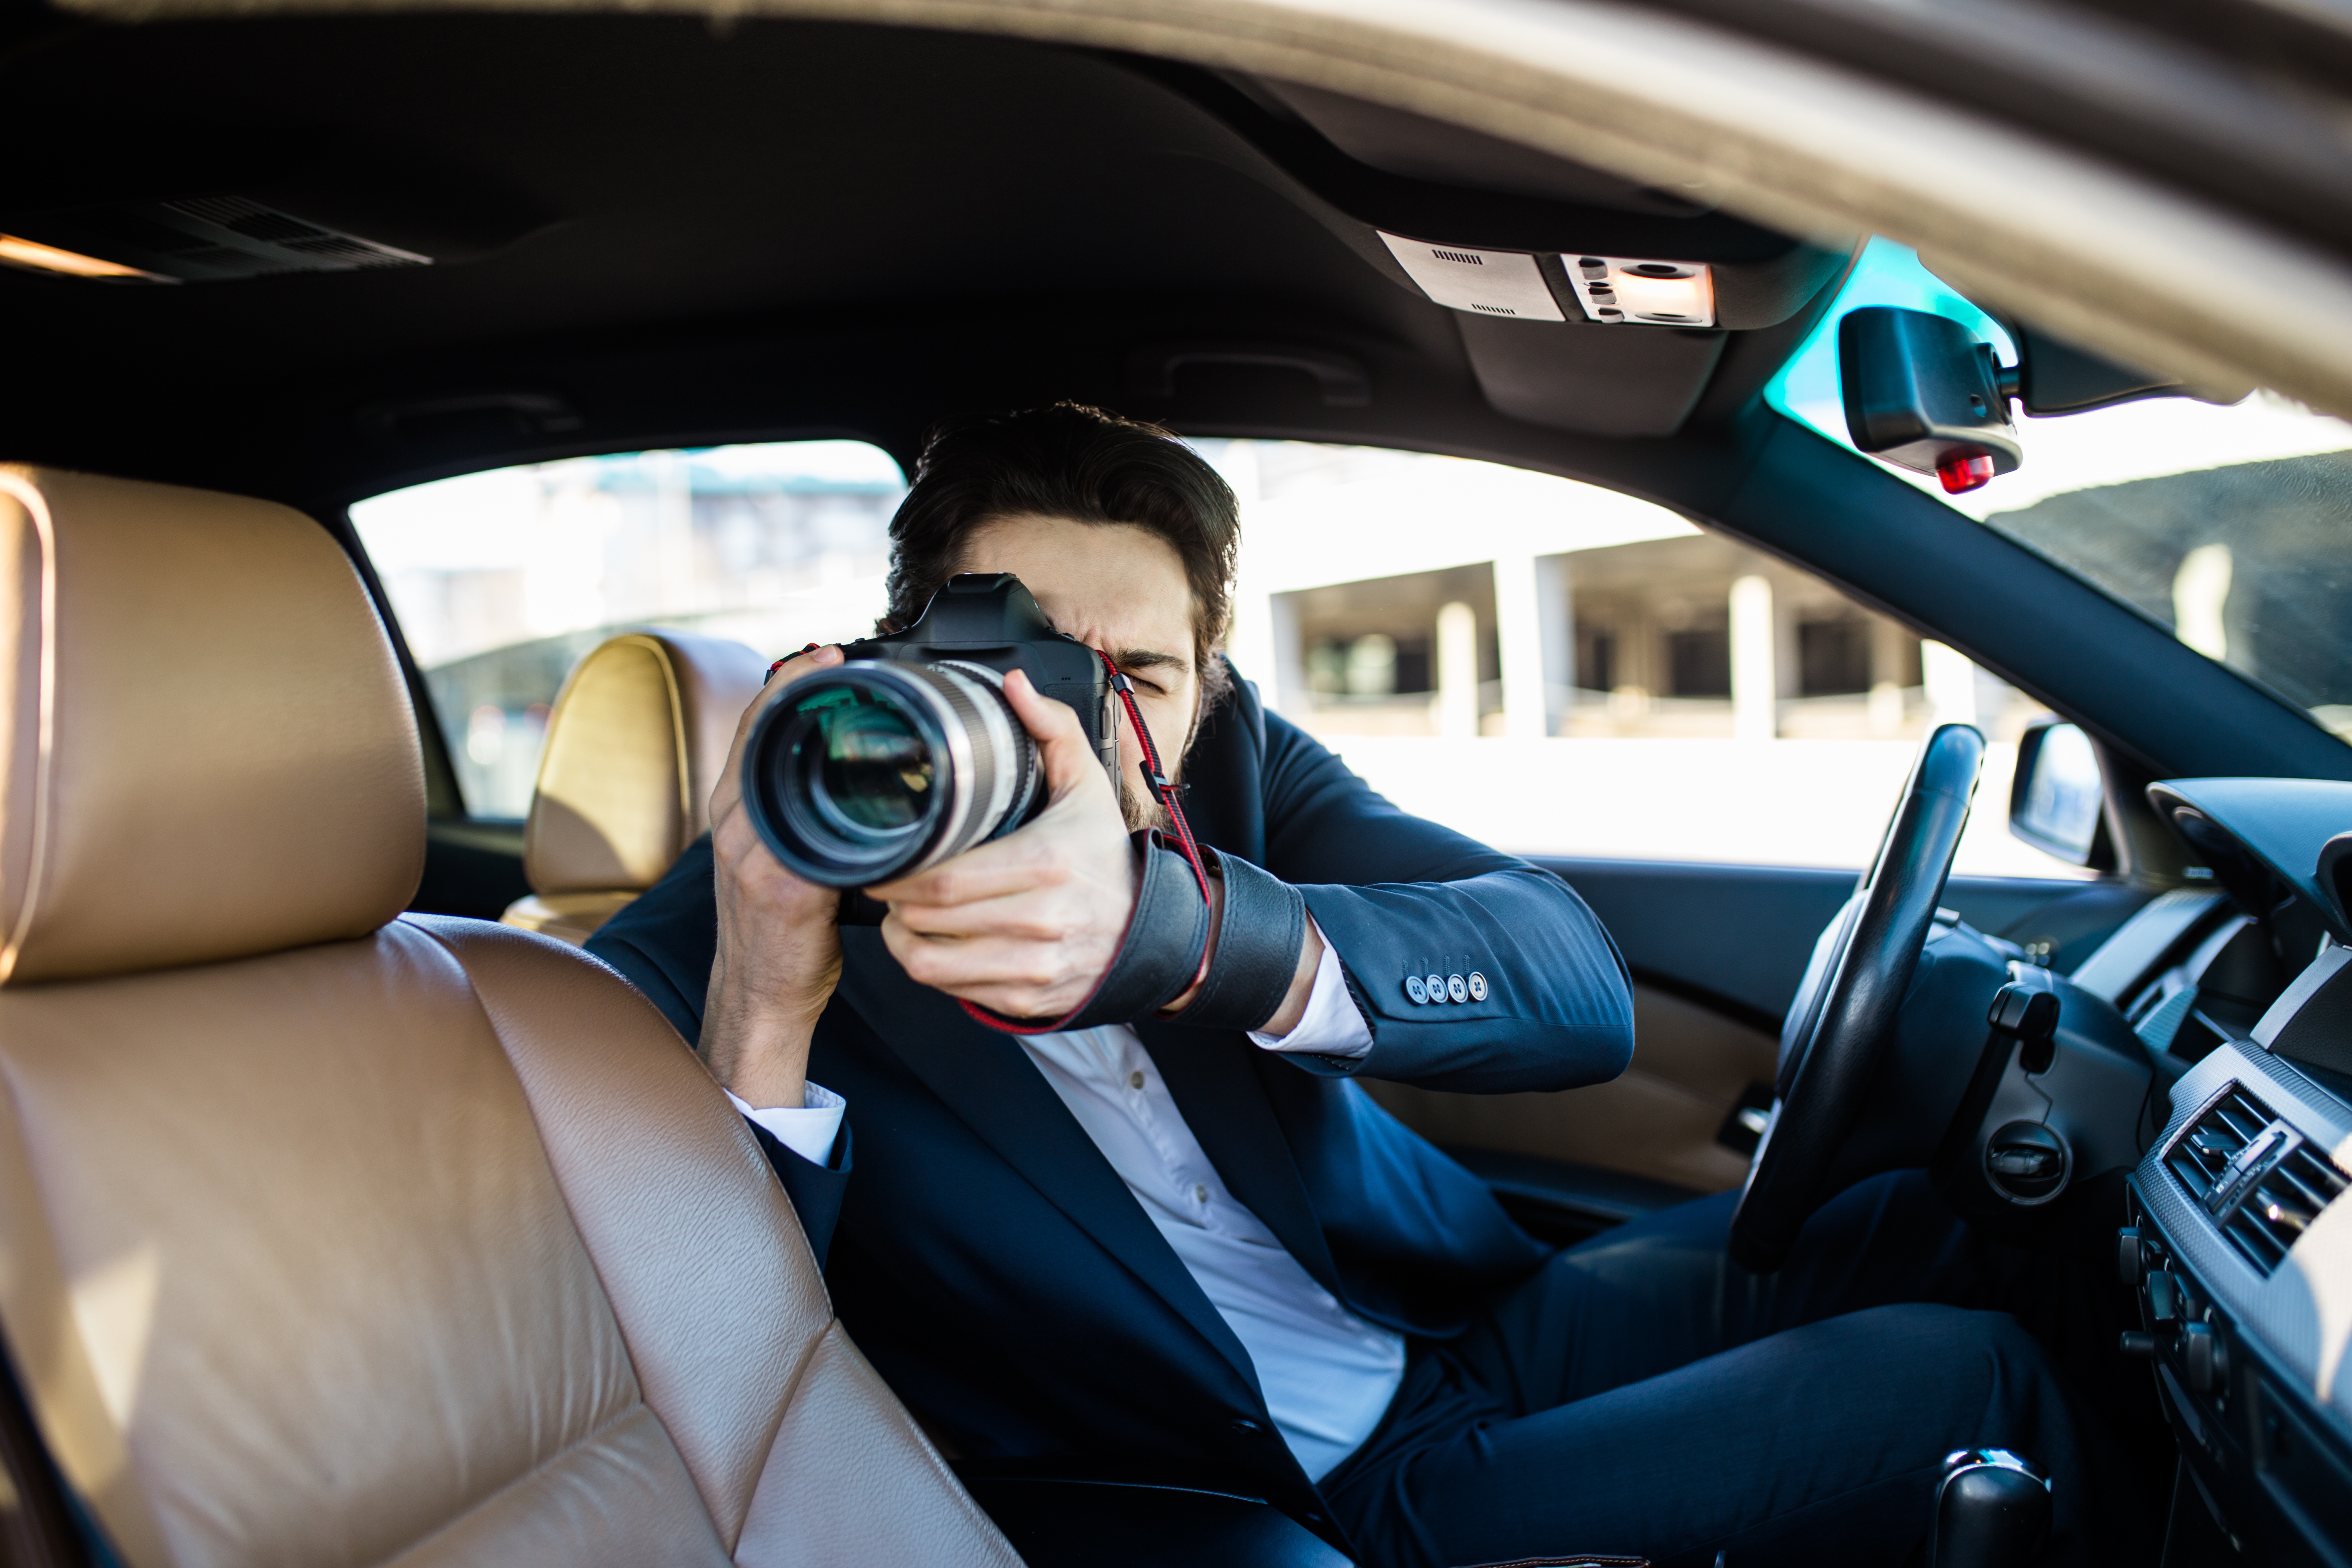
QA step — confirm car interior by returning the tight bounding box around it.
[3,1,2352,1565]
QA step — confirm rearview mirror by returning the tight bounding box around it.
[1838,306,2021,495]
[1839,306,2207,497]
[2010,720,2107,866]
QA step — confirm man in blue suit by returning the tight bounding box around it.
[591,405,2103,1567]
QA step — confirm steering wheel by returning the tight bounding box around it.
[1727,723,1986,1273]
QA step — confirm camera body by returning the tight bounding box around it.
[740,573,1118,888]
[836,573,1118,778]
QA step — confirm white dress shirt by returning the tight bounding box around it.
[727,926,1405,1481]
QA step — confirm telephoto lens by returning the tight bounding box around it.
[742,658,1047,886]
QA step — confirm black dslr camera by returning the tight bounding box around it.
[740,573,1118,887]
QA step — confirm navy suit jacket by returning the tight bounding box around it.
[588,677,1634,1532]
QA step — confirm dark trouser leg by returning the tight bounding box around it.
[1322,1302,2084,1568]
[1474,1168,1985,1401]
[1320,1172,2138,1568]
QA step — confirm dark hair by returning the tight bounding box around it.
[881,403,1238,717]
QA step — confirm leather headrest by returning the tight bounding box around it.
[0,468,424,984]
[524,631,768,896]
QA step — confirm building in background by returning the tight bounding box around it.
[1196,439,2063,876]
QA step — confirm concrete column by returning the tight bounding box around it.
[1730,575,1777,741]
[1263,591,1308,718]
[1227,577,1274,703]
[1494,552,1573,739]
[1923,640,1978,728]
[650,449,696,617]
[1436,601,1480,739]
[1868,618,1909,735]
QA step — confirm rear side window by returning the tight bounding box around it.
[352,441,906,817]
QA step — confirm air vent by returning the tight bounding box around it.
[2229,1142,2349,1275]
[2165,1086,2269,1203]
[2166,1085,2349,1276]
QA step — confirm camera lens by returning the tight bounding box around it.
[809,696,933,832]
[742,660,1044,886]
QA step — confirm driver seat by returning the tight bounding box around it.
[0,467,1020,1567]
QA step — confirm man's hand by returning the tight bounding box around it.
[872,669,1138,1020]
[702,646,848,1109]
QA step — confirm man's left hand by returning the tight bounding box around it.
[871,668,1137,1020]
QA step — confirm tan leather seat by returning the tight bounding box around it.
[503,630,768,944]
[0,467,1019,1568]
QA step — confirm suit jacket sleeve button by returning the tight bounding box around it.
[1404,976,1428,1004]
[1425,973,1446,1002]
[1468,971,1488,1001]
[1447,974,1468,1003]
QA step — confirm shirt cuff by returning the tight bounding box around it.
[724,1081,847,1167]
[1248,919,1373,1059]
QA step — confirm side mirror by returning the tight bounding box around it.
[2010,720,2109,867]
[1838,306,2021,495]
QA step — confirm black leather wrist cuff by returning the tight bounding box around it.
[966,830,1210,1032]
[1163,848,1308,1032]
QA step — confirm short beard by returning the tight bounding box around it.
[1115,652,1227,836]
[1118,775,1170,835]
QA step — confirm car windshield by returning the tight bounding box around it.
[1767,240,2352,745]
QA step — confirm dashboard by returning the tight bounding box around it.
[2089,779,2352,1565]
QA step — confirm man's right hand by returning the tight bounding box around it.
[701,644,848,1111]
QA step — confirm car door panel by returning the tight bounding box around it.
[1363,980,1773,1193]
[1364,857,2155,1193]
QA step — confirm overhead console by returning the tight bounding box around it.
[1116,58,1854,437]
[1378,235,1717,328]
[2098,778,2352,1563]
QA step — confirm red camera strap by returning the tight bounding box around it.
[1098,649,1213,906]
[764,643,821,683]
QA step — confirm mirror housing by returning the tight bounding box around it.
[1838,306,2021,493]
[2010,719,2111,867]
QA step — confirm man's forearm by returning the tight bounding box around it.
[1159,868,1324,1033]
[701,958,818,1109]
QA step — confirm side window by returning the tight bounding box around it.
[1200,440,2085,878]
[351,442,907,818]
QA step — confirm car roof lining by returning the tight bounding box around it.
[31,0,2352,422]
[3,2,2348,791]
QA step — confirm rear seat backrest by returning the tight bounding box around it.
[505,630,768,944]
[0,467,1018,1568]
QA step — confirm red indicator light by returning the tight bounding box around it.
[1938,453,1997,494]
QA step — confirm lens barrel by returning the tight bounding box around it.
[741,659,1044,887]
